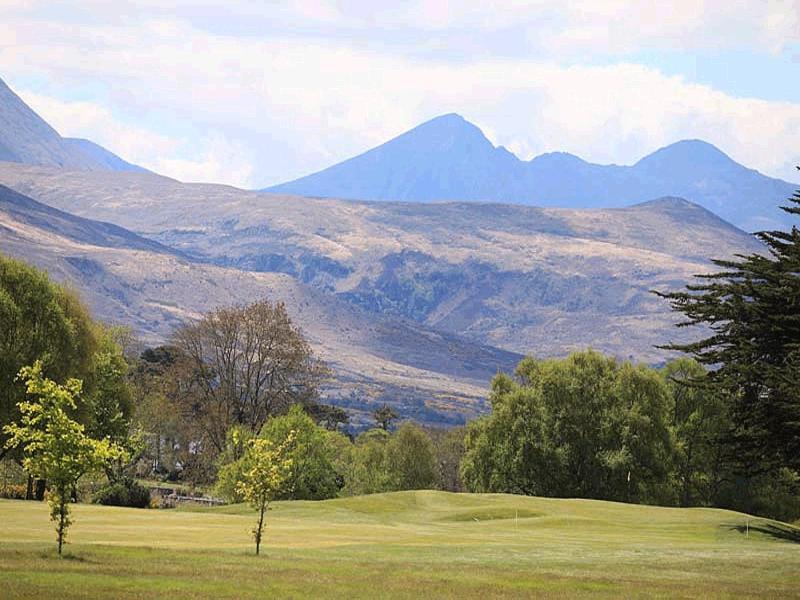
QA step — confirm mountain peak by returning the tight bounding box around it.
[634,139,736,171]
[264,114,797,230]
[529,151,588,168]
[396,113,492,151]
[265,112,510,201]
[0,74,147,172]
[424,112,467,125]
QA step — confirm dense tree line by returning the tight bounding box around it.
[459,350,798,519]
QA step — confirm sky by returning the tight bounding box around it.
[1,0,798,188]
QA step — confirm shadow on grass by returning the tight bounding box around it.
[726,521,800,544]
[36,549,95,562]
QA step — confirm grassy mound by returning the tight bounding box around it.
[0,491,798,598]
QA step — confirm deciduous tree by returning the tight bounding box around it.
[462,350,674,503]
[235,432,295,555]
[172,300,327,455]
[0,255,97,464]
[3,362,127,554]
[385,422,438,490]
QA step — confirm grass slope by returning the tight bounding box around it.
[1,491,799,598]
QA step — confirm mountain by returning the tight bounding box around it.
[0,183,174,254]
[0,76,146,173]
[266,114,798,231]
[0,163,764,367]
[63,138,148,173]
[0,182,522,427]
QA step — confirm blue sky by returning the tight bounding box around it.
[1,1,798,188]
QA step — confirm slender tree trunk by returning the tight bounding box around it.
[25,474,33,500]
[681,443,695,507]
[57,496,67,555]
[255,501,267,555]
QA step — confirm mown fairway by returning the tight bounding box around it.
[1,491,799,598]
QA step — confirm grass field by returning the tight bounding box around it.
[1,491,799,598]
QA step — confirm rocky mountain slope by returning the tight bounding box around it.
[266,113,798,231]
[0,163,764,365]
[0,76,144,172]
[0,182,521,426]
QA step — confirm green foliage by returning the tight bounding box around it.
[429,426,466,491]
[235,432,295,555]
[258,405,344,500]
[214,426,256,502]
[662,358,729,506]
[85,328,134,446]
[462,350,675,504]
[345,424,439,495]
[345,428,392,495]
[656,182,800,473]
[93,478,151,508]
[3,362,127,553]
[384,422,438,490]
[0,255,98,457]
[217,406,343,502]
[715,468,800,524]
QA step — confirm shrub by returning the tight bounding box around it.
[93,478,151,508]
[0,483,27,499]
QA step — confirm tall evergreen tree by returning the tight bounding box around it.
[656,174,800,473]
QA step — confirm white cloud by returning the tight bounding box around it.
[542,0,799,55]
[151,134,254,188]
[1,3,798,186]
[18,90,256,187]
[18,91,176,160]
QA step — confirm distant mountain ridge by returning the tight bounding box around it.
[0,76,146,173]
[0,181,523,426]
[0,183,173,254]
[266,113,798,231]
[63,138,148,173]
[0,163,765,366]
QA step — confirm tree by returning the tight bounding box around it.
[85,328,135,447]
[235,432,295,555]
[462,350,675,503]
[3,362,126,554]
[373,404,398,431]
[428,426,466,492]
[345,428,392,495]
[0,254,97,464]
[461,377,557,496]
[304,401,350,431]
[385,422,438,490]
[656,180,800,474]
[662,359,729,506]
[172,300,328,455]
[1,255,136,501]
[129,345,196,480]
[217,406,345,502]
